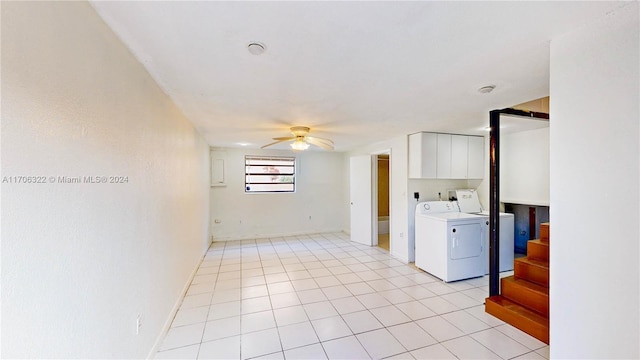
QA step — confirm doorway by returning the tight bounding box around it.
[349,151,391,249]
[376,154,390,251]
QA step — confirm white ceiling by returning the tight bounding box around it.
[91,1,623,152]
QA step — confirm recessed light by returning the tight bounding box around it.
[247,42,266,55]
[478,85,496,94]
[237,142,250,147]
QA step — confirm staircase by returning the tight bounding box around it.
[485,222,550,344]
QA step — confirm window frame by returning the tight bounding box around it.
[244,155,296,193]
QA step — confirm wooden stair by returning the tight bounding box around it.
[486,222,550,344]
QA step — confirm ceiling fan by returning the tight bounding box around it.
[261,126,334,151]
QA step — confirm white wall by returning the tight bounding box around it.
[386,137,410,263]
[501,127,550,206]
[347,137,411,262]
[1,2,211,358]
[476,126,550,210]
[550,3,639,358]
[210,147,346,240]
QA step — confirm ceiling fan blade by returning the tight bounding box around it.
[272,136,296,141]
[306,137,335,151]
[261,138,293,149]
[306,136,334,146]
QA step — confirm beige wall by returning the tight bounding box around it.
[377,157,390,217]
[1,2,210,358]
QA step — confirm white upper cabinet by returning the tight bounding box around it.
[409,132,437,178]
[467,136,485,179]
[408,132,484,179]
[436,134,452,179]
[451,135,469,179]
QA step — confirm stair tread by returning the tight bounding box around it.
[502,276,549,294]
[529,239,549,246]
[486,296,549,325]
[515,257,549,268]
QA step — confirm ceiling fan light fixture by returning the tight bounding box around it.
[290,139,310,151]
[262,126,333,151]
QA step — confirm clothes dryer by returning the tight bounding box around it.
[415,201,485,282]
[454,189,515,273]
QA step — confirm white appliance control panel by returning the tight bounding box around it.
[416,201,460,215]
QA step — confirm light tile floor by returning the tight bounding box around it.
[155,233,549,360]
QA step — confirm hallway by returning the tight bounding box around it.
[155,233,548,359]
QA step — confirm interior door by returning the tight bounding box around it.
[350,155,373,246]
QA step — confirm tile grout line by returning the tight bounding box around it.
[156,232,548,360]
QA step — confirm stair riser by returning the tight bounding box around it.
[501,280,549,316]
[487,222,550,345]
[527,241,549,262]
[540,223,549,243]
[486,298,549,344]
[515,261,549,287]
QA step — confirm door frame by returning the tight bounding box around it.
[373,149,391,250]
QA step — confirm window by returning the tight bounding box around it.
[245,155,295,193]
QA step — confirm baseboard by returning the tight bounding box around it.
[390,251,410,264]
[212,229,345,242]
[146,242,210,359]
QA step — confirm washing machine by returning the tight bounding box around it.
[453,189,515,273]
[415,201,486,282]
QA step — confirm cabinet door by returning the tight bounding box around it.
[467,136,485,179]
[451,135,469,179]
[408,133,437,178]
[421,133,437,178]
[436,134,452,179]
[408,133,422,179]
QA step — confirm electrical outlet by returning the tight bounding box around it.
[136,314,143,335]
